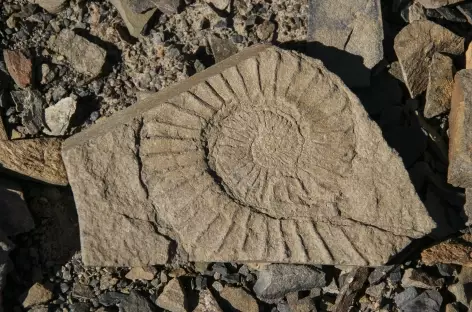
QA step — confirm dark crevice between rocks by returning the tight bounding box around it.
[134,117,149,199]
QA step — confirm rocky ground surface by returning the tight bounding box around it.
[2,0,472,311]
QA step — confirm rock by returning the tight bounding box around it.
[401,268,444,289]
[72,283,94,299]
[49,30,106,78]
[109,0,157,38]
[256,20,276,41]
[332,267,369,312]
[99,275,119,290]
[99,292,128,306]
[22,283,53,308]
[129,0,179,15]
[417,0,465,9]
[389,61,405,83]
[449,69,472,188]
[395,287,419,308]
[394,20,464,98]
[28,0,67,13]
[118,291,155,312]
[466,42,472,69]
[422,234,472,266]
[365,282,385,298]
[286,292,317,312]
[206,0,229,11]
[156,279,187,312]
[424,53,454,118]
[446,303,461,312]
[3,50,32,88]
[62,45,435,267]
[0,178,34,236]
[40,64,55,85]
[194,289,222,312]
[11,90,44,135]
[448,283,470,306]
[396,289,442,312]
[125,267,155,281]
[307,0,383,87]
[209,36,239,63]
[70,302,91,312]
[368,265,395,285]
[254,264,326,301]
[220,287,258,312]
[44,97,77,136]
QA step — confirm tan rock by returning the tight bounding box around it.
[424,53,454,118]
[125,267,155,281]
[29,0,67,13]
[421,233,472,266]
[156,279,187,312]
[394,20,464,98]
[448,70,472,188]
[220,287,258,312]
[3,50,32,88]
[466,42,472,70]
[63,45,435,266]
[194,289,222,312]
[109,0,157,38]
[22,283,53,308]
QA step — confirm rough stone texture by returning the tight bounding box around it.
[28,0,67,13]
[156,279,186,312]
[421,233,472,266]
[11,90,44,135]
[22,283,54,308]
[467,42,472,70]
[49,29,106,78]
[307,0,383,87]
[0,178,34,236]
[333,267,369,312]
[254,264,325,301]
[394,20,464,98]
[44,97,77,136]
[397,289,443,312]
[424,53,454,118]
[401,268,444,289]
[125,267,155,281]
[118,291,155,312]
[128,0,180,15]
[209,36,239,63]
[3,50,32,88]
[109,0,157,38]
[62,45,435,266]
[220,287,258,312]
[417,0,465,9]
[449,69,472,188]
[194,289,222,312]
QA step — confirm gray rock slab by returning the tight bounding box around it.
[0,178,34,236]
[49,30,106,78]
[425,53,455,118]
[109,0,157,38]
[62,45,435,267]
[394,20,464,98]
[307,0,383,87]
[254,264,326,301]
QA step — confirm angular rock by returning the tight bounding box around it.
[109,0,157,38]
[156,279,186,312]
[220,287,258,312]
[22,283,53,308]
[11,90,44,135]
[401,268,444,289]
[424,53,454,118]
[194,289,222,312]
[206,0,229,11]
[209,36,239,63]
[254,264,325,301]
[0,178,34,236]
[449,69,472,188]
[365,282,385,298]
[3,50,32,88]
[125,267,155,281]
[368,265,395,285]
[417,0,465,9]
[49,30,106,78]
[28,0,67,13]
[62,45,435,266]
[308,0,383,87]
[421,233,472,266]
[72,283,94,299]
[332,267,369,312]
[44,97,76,136]
[394,20,464,98]
[286,292,317,312]
[397,289,443,312]
[118,291,155,312]
[127,0,179,15]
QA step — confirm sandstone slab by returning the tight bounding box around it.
[424,53,454,118]
[109,0,157,38]
[3,50,32,88]
[63,45,435,266]
[308,0,383,87]
[448,69,472,187]
[0,178,34,236]
[49,30,106,78]
[394,20,464,98]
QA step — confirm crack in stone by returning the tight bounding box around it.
[134,117,149,199]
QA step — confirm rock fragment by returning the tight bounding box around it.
[254,264,326,301]
[11,90,44,135]
[206,0,229,11]
[220,287,258,312]
[109,0,157,38]
[307,0,383,87]
[417,0,465,9]
[156,279,186,312]
[128,0,180,15]
[118,291,155,312]
[0,178,34,236]
[422,233,472,266]
[62,45,435,267]
[397,289,443,312]
[22,283,53,308]
[49,30,106,78]
[44,97,76,136]
[28,0,67,13]
[424,53,454,118]
[125,267,155,281]
[194,289,222,312]
[448,69,472,188]
[3,50,32,88]
[209,36,239,63]
[332,267,369,312]
[466,42,472,69]
[394,20,464,98]
[401,268,444,289]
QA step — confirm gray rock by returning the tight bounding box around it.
[72,283,94,299]
[209,36,239,63]
[394,20,464,98]
[398,289,443,312]
[254,264,326,301]
[424,53,455,118]
[70,302,91,312]
[332,267,369,312]
[109,0,157,38]
[49,29,106,78]
[417,0,465,9]
[99,292,128,306]
[118,291,155,312]
[395,287,419,307]
[11,90,44,135]
[401,268,444,289]
[365,282,385,298]
[156,279,186,312]
[308,0,383,87]
[44,97,77,136]
[368,265,395,285]
[28,0,67,13]
[0,178,34,236]
[128,0,180,15]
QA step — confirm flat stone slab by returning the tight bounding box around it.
[63,45,435,267]
[424,53,454,118]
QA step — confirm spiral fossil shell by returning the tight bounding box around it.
[63,45,436,266]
